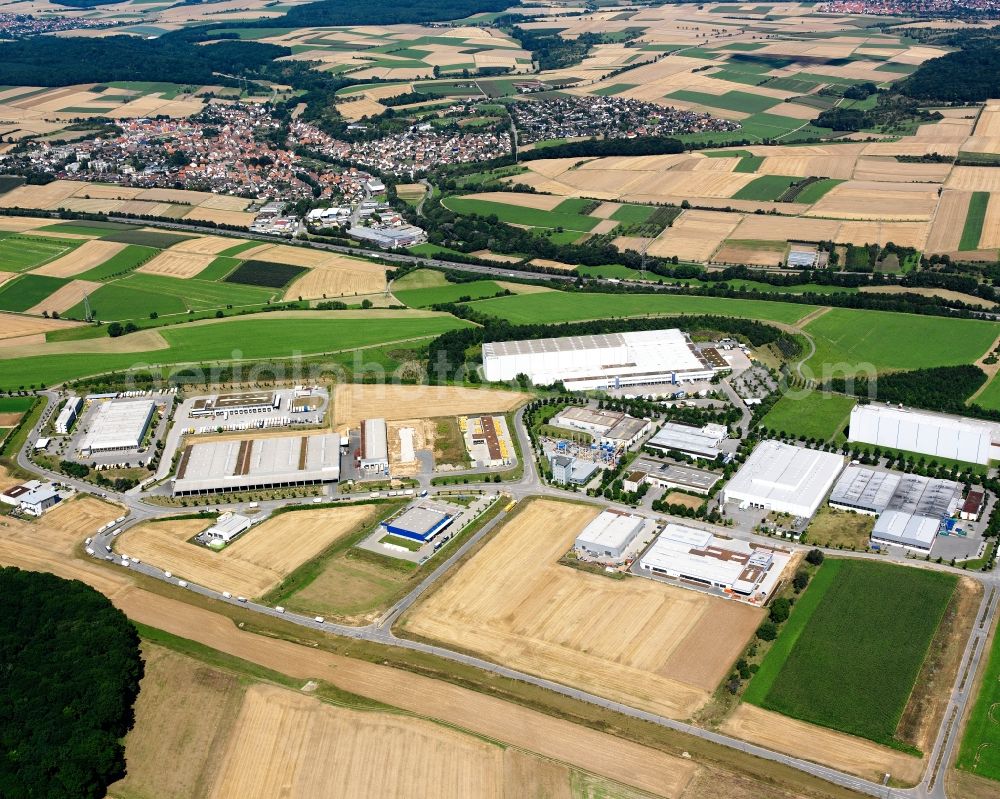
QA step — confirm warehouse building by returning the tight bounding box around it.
[382,500,455,543]
[829,465,962,552]
[203,512,253,544]
[648,422,728,460]
[190,391,279,417]
[79,399,156,455]
[172,433,340,496]
[574,509,654,560]
[55,397,82,434]
[849,403,1000,466]
[639,523,790,603]
[550,454,600,485]
[549,406,652,448]
[722,440,845,519]
[359,418,389,473]
[482,329,720,390]
[624,459,719,495]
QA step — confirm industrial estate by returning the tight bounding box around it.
[4,1,1000,799]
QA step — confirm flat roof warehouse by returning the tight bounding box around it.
[79,399,156,454]
[173,432,340,495]
[482,329,721,390]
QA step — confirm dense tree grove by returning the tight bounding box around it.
[519,136,686,161]
[0,568,144,799]
[0,35,287,87]
[900,39,1000,102]
[825,365,988,415]
[273,0,512,27]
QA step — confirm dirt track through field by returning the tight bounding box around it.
[404,500,762,720]
[332,383,526,429]
[117,506,378,598]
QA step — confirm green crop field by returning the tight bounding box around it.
[0,274,67,312]
[391,268,448,290]
[0,313,473,390]
[803,308,999,375]
[192,256,240,281]
[972,373,1000,411]
[394,280,506,308]
[66,281,188,321]
[123,274,277,309]
[960,192,990,251]
[732,175,798,200]
[38,221,136,236]
[0,396,34,412]
[669,89,780,113]
[443,196,600,232]
[745,559,955,749]
[101,229,194,249]
[956,617,1000,782]
[760,391,856,441]
[224,260,306,289]
[215,240,260,257]
[734,154,764,173]
[466,290,816,325]
[610,204,654,224]
[78,245,158,281]
[0,235,78,272]
[592,83,636,96]
[792,178,845,204]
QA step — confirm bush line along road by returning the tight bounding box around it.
[10,392,999,799]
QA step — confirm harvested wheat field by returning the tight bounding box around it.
[283,256,387,300]
[530,257,579,270]
[238,243,344,268]
[107,644,246,799]
[33,240,124,277]
[2,495,123,557]
[332,383,525,429]
[184,207,256,227]
[758,155,856,180]
[852,157,952,183]
[403,499,763,719]
[26,279,101,315]
[978,192,1000,249]
[713,240,787,267]
[0,180,80,208]
[925,190,972,252]
[721,705,922,784]
[860,285,994,308]
[731,215,841,242]
[210,684,515,799]
[116,504,378,597]
[173,235,251,256]
[947,166,1000,192]
[646,210,741,261]
[836,220,929,249]
[0,311,81,341]
[138,250,216,279]
[462,191,567,210]
[805,181,938,221]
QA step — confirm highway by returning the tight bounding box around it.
[15,392,1000,799]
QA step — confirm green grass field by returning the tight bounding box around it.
[760,392,856,441]
[192,256,240,282]
[394,280,506,308]
[0,274,67,312]
[78,245,158,281]
[0,235,78,273]
[0,396,35,412]
[734,154,764,173]
[0,313,473,390]
[610,204,654,224]
[956,617,1000,781]
[669,89,779,113]
[745,559,955,749]
[732,175,798,200]
[972,373,1000,411]
[443,196,600,232]
[215,240,260,258]
[960,192,990,251]
[38,221,136,236]
[792,178,845,204]
[466,290,815,325]
[803,308,999,375]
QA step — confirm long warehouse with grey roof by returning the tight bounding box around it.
[482,329,720,390]
[172,432,340,495]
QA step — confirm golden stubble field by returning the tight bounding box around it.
[403,499,763,719]
[116,505,378,597]
[332,383,527,429]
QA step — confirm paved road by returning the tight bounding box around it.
[16,391,1000,799]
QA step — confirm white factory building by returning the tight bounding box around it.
[648,422,728,460]
[829,465,962,552]
[359,418,389,473]
[55,397,82,434]
[849,403,1000,466]
[639,523,790,602]
[481,329,719,391]
[549,406,651,448]
[574,508,655,560]
[722,440,845,519]
[204,512,253,544]
[79,399,156,454]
